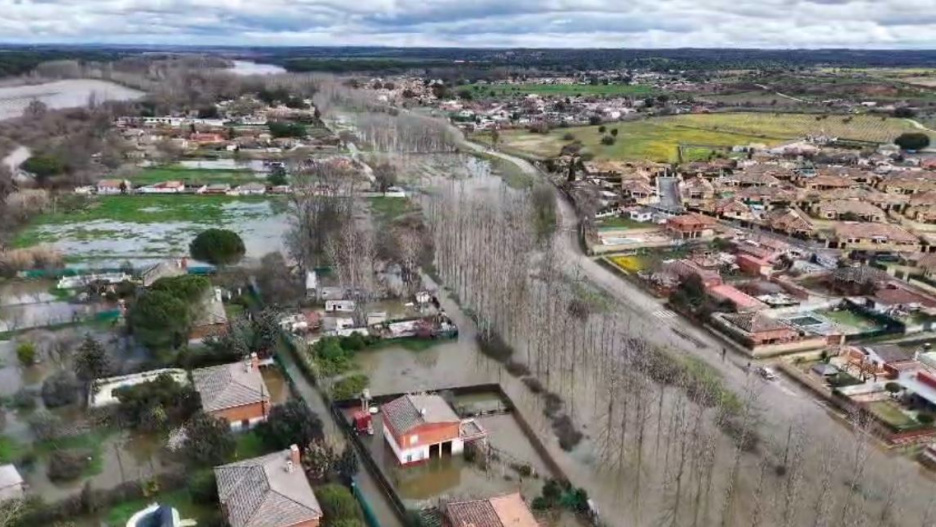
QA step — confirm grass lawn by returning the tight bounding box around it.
[868,400,917,430]
[129,167,261,186]
[224,303,246,319]
[468,83,659,98]
[493,112,930,162]
[475,152,535,189]
[596,217,649,230]
[819,309,880,330]
[232,430,268,460]
[368,196,418,224]
[0,436,26,464]
[105,488,216,527]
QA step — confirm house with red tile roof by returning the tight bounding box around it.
[193,354,271,430]
[444,493,539,527]
[381,394,486,466]
[214,445,322,527]
[665,213,717,240]
[828,222,920,254]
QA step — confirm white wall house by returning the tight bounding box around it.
[325,300,356,313]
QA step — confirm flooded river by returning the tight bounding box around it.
[228,60,287,76]
[0,79,143,120]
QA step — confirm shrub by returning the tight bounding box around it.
[331,374,369,401]
[10,388,37,411]
[256,400,324,451]
[0,245,63,276]
[885,382,902,394]
[919,412,935,425]
[189,469,219,504]
[600,135,616,145]
[47,449,93,481]
[189,228,246,266]
[598,125,606,133]
[562,132,575,141]
[41,371,79,408]
[895,132,931,151]
[317,484,363,525]
[610,128,619,137]
[16,342,36,366]
[28,411,63,441]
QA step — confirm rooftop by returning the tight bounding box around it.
[382,393,460,435]
[192,358,269,413]
[445,492,540,527]
[215,448,321,527]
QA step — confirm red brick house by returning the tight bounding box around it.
[381,394,485,466]
[717,312,800,346]
[665,213,717,240]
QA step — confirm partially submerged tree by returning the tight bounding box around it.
[189,228,246,266]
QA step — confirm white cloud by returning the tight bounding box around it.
[0,0,933,47]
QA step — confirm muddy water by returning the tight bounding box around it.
[30,202,288,261]
[261,366,290,404]
[0,280,111,332]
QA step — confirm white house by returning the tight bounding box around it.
[325,300,356,313]
[629,209,654,222]
[97,179,129,195]
[137,181,185,194]
[231,182,267,196]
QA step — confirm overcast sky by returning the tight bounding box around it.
[2,0,935,48]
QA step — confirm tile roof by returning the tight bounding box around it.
[722,312,792,333]
[381,394,460,436]
[815,200,886,218]
[215,449,322,527]
[193,360,269,413]
[445,493,539,527]
[832,222,919,244]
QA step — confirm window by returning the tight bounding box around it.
[406,454,412,463]
[241,419,249,429]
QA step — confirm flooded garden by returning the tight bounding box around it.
[12,195,289,263]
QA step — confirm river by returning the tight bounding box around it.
[228,60,287,76]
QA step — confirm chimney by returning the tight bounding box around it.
[289,444,301,466]
[250,352,259,371]
[286,459,294,473]
[420,408,426,416]
[244,355,251,372]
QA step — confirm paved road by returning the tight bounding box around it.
[458,138,839,431]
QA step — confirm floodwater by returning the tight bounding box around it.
[0,280,107,333]
[27,201,288,262]
[352,410,548,508]
[228,60,287,76]
[261,366,290,404]
[0,79,143,120]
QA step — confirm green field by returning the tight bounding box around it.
[468,82,659,98]
[129,167,261,186]
[491,112,929,162]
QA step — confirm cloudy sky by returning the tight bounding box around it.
[1,0,935,48]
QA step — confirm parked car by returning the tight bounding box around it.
[757,366,778,381]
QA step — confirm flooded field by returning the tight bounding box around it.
[15,197,288,261]
[0,79,143,120]
[228,60,287,76]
